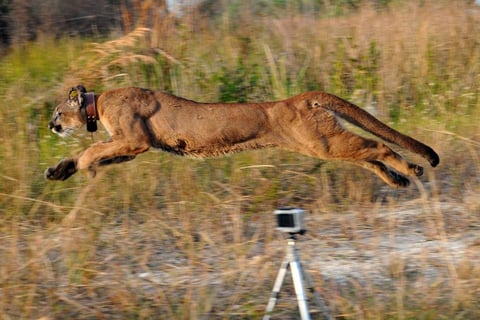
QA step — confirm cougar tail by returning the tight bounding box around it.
[317,93,440,167]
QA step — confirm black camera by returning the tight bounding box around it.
[274,208,306,234]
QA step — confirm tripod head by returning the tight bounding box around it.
[274,208,306,234]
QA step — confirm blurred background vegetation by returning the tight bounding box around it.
[0,0,479,319]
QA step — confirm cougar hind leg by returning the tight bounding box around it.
[379,144,424,178]
[356,160,411,188]
[326,132,423,178]
[316,132,424,187]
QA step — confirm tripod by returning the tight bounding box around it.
[264,234,332,320]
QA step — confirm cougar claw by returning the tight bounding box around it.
[413,165,424,177]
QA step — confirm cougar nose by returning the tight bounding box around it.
[48,121,54,130]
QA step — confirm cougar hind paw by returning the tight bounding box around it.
[388,169,410,188]
[410,164,424,177]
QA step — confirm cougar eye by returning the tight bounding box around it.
[53,111,62,122]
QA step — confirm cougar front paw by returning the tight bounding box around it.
[44,158,78,181]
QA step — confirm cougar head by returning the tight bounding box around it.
[48,85,87,137]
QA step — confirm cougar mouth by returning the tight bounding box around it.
[48,122,73,137]
[49,121,61,133]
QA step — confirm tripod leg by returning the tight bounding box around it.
[290,259,311,320]
[302,268,333,320]
[264,259,289,320]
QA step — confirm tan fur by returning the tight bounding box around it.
[45,86,439,187]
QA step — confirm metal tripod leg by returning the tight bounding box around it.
[264,259,290,320]
[290,256,311,320]
[264,237,332,320]
[302,266,333,320]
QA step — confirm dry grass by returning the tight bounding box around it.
[1,1,480,319]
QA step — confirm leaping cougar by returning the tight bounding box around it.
[45,86,439,187]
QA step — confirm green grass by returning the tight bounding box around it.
[1,1,480,319]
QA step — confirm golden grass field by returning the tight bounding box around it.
[0,1,479,319]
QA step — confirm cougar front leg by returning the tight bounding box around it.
[87,155,137,178]
[97,155,137,166]
[45,140,149,181]
[77,140,149,179]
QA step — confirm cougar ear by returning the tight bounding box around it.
[67,86,86,107]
